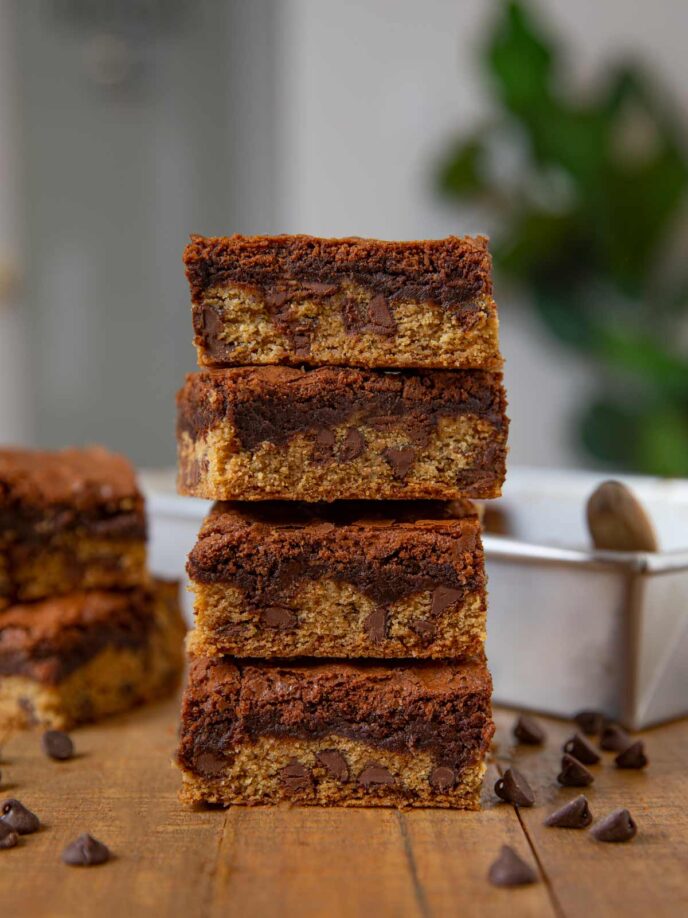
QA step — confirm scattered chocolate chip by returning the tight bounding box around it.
[316,749,349,782]
[62,834,110,866]
[557,754,594,787]
[563,733,600,765]
[600,723,631,752]
[367,294,396,333]
[339,428,365,462]
[574,710,605,735]
[364,608,388,644]
[513,715,546,746]
[303,281,338,296]
[544,795,593,829]
[42,730,74,762]
[590,808,637,843]
[429,766,456,792]
[194,751,227,777]
[279,760,312,793]
[0,821,18,850]
[292,333,311,356]
[494,768,535,807]
[614,741,648,769]
[382,447,416,479]
[262,606,297,630]
[488,845,538,887]
[315,428,336,448]
[359,765,395,788]
[430,586,463,616]
[0,799,40,835]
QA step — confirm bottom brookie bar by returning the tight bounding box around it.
[0,580,185,729]
[177,655,494,808]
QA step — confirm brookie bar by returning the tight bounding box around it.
[177,655,494,808]
[0,446,147,609]
[176,366,508,501]
[185,234,502,370]
[187,500,486,660]
[0,580,185,729]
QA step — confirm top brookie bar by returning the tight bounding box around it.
[185,234,502,369]
[0,446,147,609]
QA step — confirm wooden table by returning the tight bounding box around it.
[1,696,686,918]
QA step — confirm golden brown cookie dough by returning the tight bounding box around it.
[187,500,486,660]
[177,656,494,809]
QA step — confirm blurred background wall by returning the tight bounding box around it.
[0,0,686,470]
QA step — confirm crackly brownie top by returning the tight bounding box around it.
[0,588,155,684]
[178,656,493,776]
[176,366,507,448]
[184,234,493,308]
[0,446,145,539]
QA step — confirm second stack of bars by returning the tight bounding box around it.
[175,234,508,808]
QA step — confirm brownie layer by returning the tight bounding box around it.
[184,234,493,311]
[176,367,508,501]
[177,656,493,808]
[187,500,485,659]
[0,580,185,729]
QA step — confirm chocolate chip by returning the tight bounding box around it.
[410,619,434,643]
[563,733,600,765]
[557,754,594,787]
[494,768,535,807]
[364,608,388,643]
[367,294,396,333]
[359,765,395,788]
[193,305,235,360]
[430,586,463,616]
[0,821,18,850]
[262,606,297,630]
[339,428,365,461]
[316,749,349,782]
[544,795,593,829]
[615,740,648,769]
[573,709,605,735]
[382,447,416,479]
[303,281,338,295]
[600,723,631,752]
[62,834,110,866]
[1,799,40,835]
[590,808,637,843]
[315,428,336,448]
[488,845,538,887]
[42,730,74,761]
[194,751,227,777]
[429,766,456,792]
[280,760,312,793]
[293,333,311,356]
[513,715,546,746]
[265,289,289,310]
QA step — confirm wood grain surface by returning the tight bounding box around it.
[0,697,686,918]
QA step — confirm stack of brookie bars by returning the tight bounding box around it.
[175,234,508,808]
[0,447,184,729]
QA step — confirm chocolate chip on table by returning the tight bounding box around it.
[488,845,538,887]
[42,730,75,761]
[364,608,388,643]
[430,586,463,616]
[513,714,546,746]
[544,795,593,829]
[279,761,312,793]
[615,740,648,769]
[429,766,456,792]
[563,733,600,765]
[316,749,349,782]
[590,808,638,843]
[358,764,395,788]
[381,447,416,480]
[0,821,18,850]
[557,754,594,787]
[494,767,535,807]
[574,710,606,736]
[62,834,110,867]
[600,723,631,752]
[1,799,40,835]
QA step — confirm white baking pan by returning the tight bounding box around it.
[141,468,688,730]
